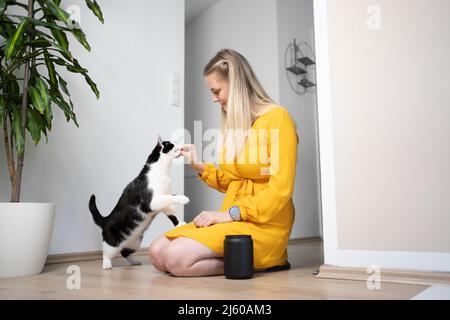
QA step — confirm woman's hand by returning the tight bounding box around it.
[179,144,205,174]
[193,211,233,228]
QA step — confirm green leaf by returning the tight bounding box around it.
[42,10,70,51]
[48,40,73,60]
[43,50,58,92]
[37,78,51,105]
[71,29,91,51]
[44,100,53,130]
[28,38,52,48]
[85,0,104,24]
[57,75,70,96]
[50,28,69,51]
[68,99,79,127]
[82,72,100,99]
[0,16,16,39]
[26,107,45,145]
[51,57,67,66]
[28,86,45,114]
[6,73,20,105]
[51,96,71,121]
[28,31,72,60]
[31,31,73,60]
[34,30,54,40]
[11,108,24,154]
[66,64,88,73]
[8,50,41,72]
[5,18,28,60]
[44,0,71,25]
[66,59,88,73]
[28,78,50,114]
[0,0,6,15]
[9,15,68,31]
[26,17,66,30]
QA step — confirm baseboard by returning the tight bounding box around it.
[45,237,322,265]
[317,264,450,286]
[289,236,322,244]
[45,248,150,265]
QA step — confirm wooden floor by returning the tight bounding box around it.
[0,240,428,300]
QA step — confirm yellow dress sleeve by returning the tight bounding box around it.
[198,163,232,193]
[235,109,299,223]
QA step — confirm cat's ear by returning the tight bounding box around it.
[157,135,163,146]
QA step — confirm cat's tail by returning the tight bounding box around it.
[89,195,104,228]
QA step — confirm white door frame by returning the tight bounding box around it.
[313,0,450,272]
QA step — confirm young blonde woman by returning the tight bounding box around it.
[148,49,299,277]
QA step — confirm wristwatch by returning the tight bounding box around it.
[228,206,241,221]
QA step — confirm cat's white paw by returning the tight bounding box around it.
[175,195,190,205]
[102,259,112,270]
[177,221,187,226]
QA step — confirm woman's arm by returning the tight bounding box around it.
[180,144,232,193]
[197,163,232,193]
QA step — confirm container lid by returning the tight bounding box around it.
[225,235,252,239]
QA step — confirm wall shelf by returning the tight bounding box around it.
[285,38,317,95]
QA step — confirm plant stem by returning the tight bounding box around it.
[9,114,15,170]
[10,0,34,202]
[3,118,15,184]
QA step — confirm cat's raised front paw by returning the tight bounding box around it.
[175,195,190,205]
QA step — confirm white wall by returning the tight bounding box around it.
[184,0,280,221]
[315,0,450,271]
[0,0,185,254]
[277,0,322,239]
[185,0,322,241]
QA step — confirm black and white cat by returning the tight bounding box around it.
[89,136,188,270]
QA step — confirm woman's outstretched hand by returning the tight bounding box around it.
[193,211,233,228]
[179,144,205,174]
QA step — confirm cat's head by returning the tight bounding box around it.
[148,135,181,164]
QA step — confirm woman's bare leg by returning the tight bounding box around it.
[162,237,223,277]
[184,258,224,276]
[148,235,172,272]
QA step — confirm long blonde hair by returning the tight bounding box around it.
[204,49,276,163]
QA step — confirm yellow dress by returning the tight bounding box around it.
[165,105,299,269]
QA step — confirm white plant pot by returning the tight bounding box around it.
[0,203,55,278]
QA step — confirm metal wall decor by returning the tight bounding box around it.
[285,38,316,95]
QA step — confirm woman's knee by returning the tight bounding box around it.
[162,245,190,275]
[162,237,217,276]
[148,236,170,271]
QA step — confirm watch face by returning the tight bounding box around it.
[229,206,240,220]
[230,206,239,215]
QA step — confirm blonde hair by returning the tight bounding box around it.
[204,49,276,162]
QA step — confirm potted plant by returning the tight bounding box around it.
[0,0,103,278]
